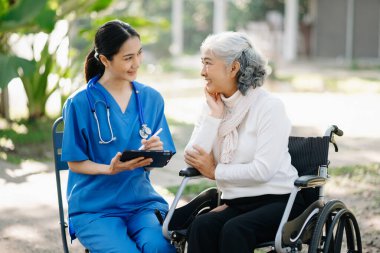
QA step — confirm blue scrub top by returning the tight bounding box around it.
[61,80,176,220]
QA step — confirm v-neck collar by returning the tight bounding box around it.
[95,82,135,116]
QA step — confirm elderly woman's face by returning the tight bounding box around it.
[201,50,237,96]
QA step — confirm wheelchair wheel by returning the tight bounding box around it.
[308,200,362,253]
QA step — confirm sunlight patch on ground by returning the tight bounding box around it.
[5,160,49,178]
[3,224,42,242]
[1,172,58,209]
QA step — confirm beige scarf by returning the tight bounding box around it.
[217,87,257,164]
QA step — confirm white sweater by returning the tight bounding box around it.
[185,88,298,200]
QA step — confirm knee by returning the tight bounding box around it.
[189,214,215,236]
[141,238,175,253]
[221,219,245,240]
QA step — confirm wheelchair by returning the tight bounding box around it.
[52,117,89,253]
[161,125,362,253]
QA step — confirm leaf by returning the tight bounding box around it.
[34,6,57,32]
[0,54,18,88]
[0,0,48,32]
[0,0,10,16]
[0,54,34,88]
[90,0,114,12]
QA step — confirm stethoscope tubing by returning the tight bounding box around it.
[85,75,150,144]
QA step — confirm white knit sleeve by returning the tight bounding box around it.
[185,103,221,154]
[215,98,291,185]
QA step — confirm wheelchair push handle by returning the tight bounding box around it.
[325,125,344,152]
[332,125,343,136]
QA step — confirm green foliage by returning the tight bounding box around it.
[330,164,380,183]
[0,53,32,89]
[0,0,57,89]
[0,118,54,163]
[0,0,10,16]
[90,0,114,12]
[0,0,119,120]
[167,180,216,200]
[18,38,60,120]
[0,0,55,33]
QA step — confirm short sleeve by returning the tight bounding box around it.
[61,98,89,162]
[153,95,176,153]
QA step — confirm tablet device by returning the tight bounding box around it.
[120,150,174,168]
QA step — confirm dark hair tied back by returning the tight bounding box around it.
[84,20,140,82]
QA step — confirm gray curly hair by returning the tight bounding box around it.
[200,31,267,95]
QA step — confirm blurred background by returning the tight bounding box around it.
[0,0,379,252]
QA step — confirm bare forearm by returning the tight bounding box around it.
[68,160,110,175]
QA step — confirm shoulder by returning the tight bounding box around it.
[246,88,286,120]
[133,81,164,103]
[62,85,88,112]
[252,87,284,109]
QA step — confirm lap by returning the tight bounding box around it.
[127,209,176,253]
[74,210,175,253]
[75,216,140,253]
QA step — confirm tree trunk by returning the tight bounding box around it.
[0,87,10,121]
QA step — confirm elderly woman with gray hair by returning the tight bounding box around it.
[184,31,305,253]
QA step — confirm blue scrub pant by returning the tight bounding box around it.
[74,210,175,253]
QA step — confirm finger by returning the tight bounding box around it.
[145,139,163,148]
[147,142,163,150]
[192,145,207,155]
[136,158,153,167]
[204,88,214,101]
[184,157,196,167]
[124,156,145,164]
[113,152,122,163]
[144,137,162,149]
[185,154,199,165]
[185,150,200,160]
[147,136,160,143]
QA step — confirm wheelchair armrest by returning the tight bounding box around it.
[179,167,202,177]
[294,175,326,188]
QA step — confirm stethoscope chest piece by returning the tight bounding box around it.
[139,124,152,139]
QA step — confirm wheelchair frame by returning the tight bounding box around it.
[52,117,89,253]
[162,125,362,253]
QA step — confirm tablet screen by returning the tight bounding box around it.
[120,150,174,167]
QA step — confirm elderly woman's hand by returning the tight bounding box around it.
[204,88,224,119]
[184,145,216,180]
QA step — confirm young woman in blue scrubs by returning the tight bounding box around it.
[61,20,176,253]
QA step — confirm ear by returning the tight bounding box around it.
[230,61,240,78]
[99,55,109,68]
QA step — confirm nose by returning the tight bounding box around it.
[133,55,141,69]
[201,65,206,77]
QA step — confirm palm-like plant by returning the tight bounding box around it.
[0,0,115,121]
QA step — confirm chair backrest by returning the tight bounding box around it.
[288,136,330,206]
[52,117,69,171]
[52,116,70,253]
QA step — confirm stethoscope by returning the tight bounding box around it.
[85,75,152,144]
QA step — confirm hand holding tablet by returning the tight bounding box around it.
[120,150,174,167]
